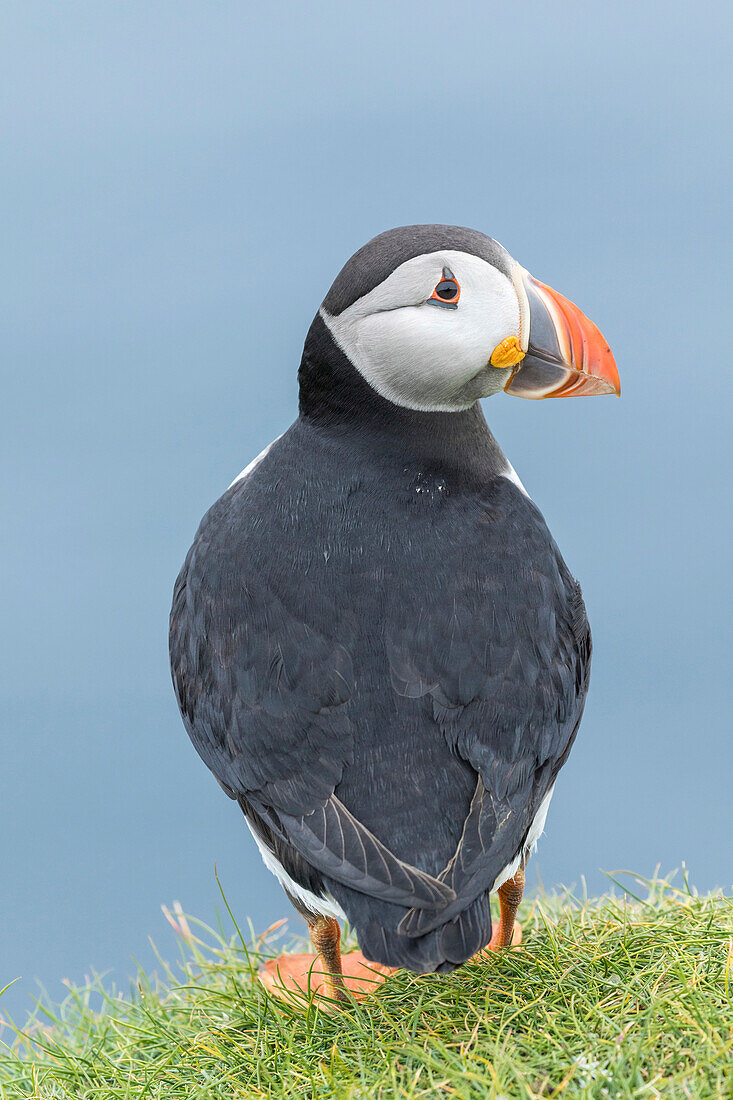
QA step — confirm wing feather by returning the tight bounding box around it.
[170,477,455,916]
[385,481,592,934]
[252,795,455,909]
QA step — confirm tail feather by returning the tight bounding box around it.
[437,893,491,964]
[355,892,492,974]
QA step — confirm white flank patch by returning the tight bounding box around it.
[228,435,282,490]
[524,783,555,854]
[244,819,346,921]
[491,783,555,890]
[491,851,524,894]
[501,460,530,497]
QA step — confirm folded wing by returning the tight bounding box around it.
[169,483,455,916]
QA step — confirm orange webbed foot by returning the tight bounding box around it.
[259,950,395,1007]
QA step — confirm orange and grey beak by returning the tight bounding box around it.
[505,269,620,399]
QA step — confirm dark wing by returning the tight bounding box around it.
[385,479,592,937]
[169,484,454,911]
[249,795,453,908]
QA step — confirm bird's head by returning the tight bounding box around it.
[313,225,619,413]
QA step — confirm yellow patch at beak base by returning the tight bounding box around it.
[490,336,525,370]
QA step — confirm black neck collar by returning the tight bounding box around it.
[298,312,508,482]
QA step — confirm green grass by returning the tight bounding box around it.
[2,872,732,1099]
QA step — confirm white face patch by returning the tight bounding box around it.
[321,250,522,412]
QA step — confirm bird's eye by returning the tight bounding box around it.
[428,267,461,310]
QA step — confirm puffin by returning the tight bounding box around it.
[170,225,619,1002]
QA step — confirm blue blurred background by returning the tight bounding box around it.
[2,1,732,1021]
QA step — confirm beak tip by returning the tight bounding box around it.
[512,272,620,399]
